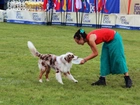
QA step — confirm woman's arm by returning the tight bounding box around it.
[80,34,98,64]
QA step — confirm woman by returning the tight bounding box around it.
[73,28,132,88]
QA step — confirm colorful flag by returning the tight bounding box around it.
[43,0,48,10]
[87,0,90,4]
[63,0,67,11]
[55,0,61,10]
[53,0,56,8]
[75,0,82,10]
[103,0,108,13]
[98,0,108,13]
[98,0,103,12]
[68,0,72,10]
[47,0,54,10]
[81,0,86,9]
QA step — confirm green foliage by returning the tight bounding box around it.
[0,23,140,105]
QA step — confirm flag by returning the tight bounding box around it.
[98,0,103,12]
[55,0,61,10]
[62,0,72,11]
[47,0,54,10]
[62,0,66,11]
[81,0,86,9]
[68,0,72,10]
[98,0,108,13]
[103,0,108,13]
[75,0,82,10]
[43,0,48,10]
[87,0,90,4]
[53,0,56,8]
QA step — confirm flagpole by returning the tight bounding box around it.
[95,0,97,28]
[65,0,68,26]
[60,0,63,25]
[76,10,78,27]
[78,11,80,27]
[100,4,104,28]
[50,8,53,25]
[80,5,84,27]
[63,0,67,26]
[127,0,131,15]
[97,0,101,28]
[75,0,78,27]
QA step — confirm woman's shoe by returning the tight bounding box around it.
[91,77,106,86]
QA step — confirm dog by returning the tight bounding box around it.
[27,41,78,84]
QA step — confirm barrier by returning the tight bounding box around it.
[2,9,140,30]
[52,12,116,27]
[0,9,4,22]
[116,14,140,30]
[6,9,46,25]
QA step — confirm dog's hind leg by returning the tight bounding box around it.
[45,66,50,81]
[65,72,78,83]
[55,71,64,85]
[39,69,46,83]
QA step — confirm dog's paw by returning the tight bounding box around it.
[39,79,43,83]
[58,81,64,85]
[74,80,78,83]
[46,78,49,82]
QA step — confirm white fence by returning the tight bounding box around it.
[1,9,140,30]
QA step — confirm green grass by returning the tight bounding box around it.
[0,22,140,105]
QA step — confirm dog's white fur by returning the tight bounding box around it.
[27,41,78,84]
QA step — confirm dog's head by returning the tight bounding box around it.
[64,52,78,63]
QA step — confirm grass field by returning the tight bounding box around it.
[0,22,140,105]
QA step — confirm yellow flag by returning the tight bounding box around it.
[63,0,66,11]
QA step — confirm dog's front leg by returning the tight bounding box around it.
[55,71,64,85]
[65,72,78,83]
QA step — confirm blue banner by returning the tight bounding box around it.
[105,0,119,14]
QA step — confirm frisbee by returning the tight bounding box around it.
[72,58,83,64]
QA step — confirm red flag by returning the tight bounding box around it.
[74,0,78,12]
[55,0,61,10]
[98,0,103,12]
[53,0,56,8]
[43,0,48,10]
[98,0,108,13]
[68,0,72,10]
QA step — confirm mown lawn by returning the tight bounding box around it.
[0,22,140,105]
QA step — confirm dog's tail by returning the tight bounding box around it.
[27,41,41,57]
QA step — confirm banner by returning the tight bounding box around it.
[101,14,116,28]
[116,14,140,30]
[6,9,46,24]
[0,10,4,22]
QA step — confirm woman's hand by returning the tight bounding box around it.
[80,59,86,64]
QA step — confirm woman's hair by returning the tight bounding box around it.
[73,29,87,40]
